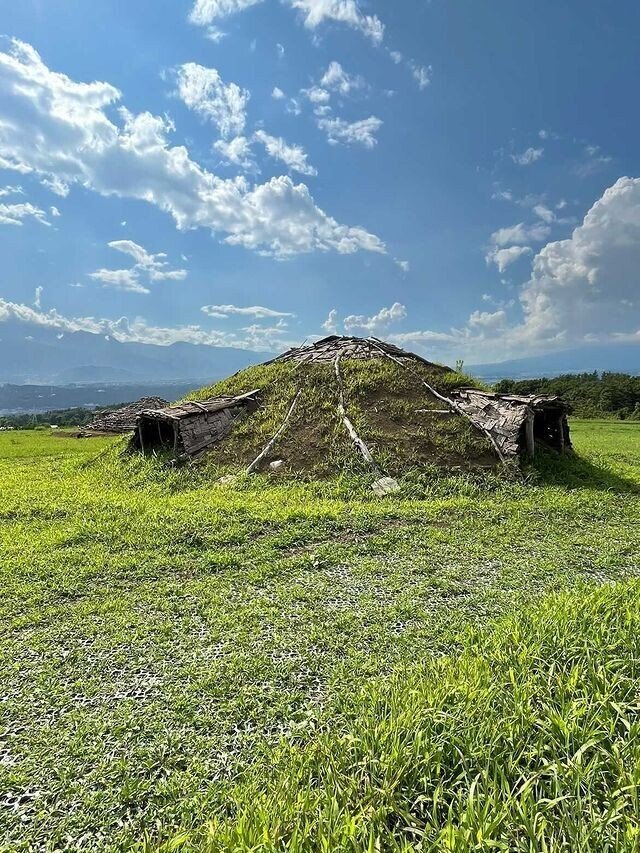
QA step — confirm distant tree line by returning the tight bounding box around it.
[494,372,640,419]
[0,407,99,430]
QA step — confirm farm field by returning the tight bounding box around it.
[1,420,640,850]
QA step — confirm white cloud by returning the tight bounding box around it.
[88,268,150,293]
[409,62,431,90]
[190,0,384,43]
[395,259,410,272]
[317,116,382,148]
[490,222,551,247]
[0,40,383,258]
[205,26,227,42]
[276,43,285,58]
[189,0,262,24]
[175,62,249,138]
[320,61,364,96]
[0,201,50,226]
[254,130,317,176]
[515,176,640,347]
[201,304,295,319]
[467,309,507,330]
[485,245,532,272]
[0,185,24,197]
[50,205,61,217]
[302,86,331,104]
[89,240,186,292]
[0,297,294,352]
[533,204,555,224]
[287,0,384,43]
[108,239,158,267]
[389,50,403,64]
[34,286,43,309]
[343,302,407,333]
[214,135,257,171]
[392,177,640,361]
[322,308,339,333]
[272,86,285,99]
[511,147,544,166]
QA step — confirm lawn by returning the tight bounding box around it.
[0,420,639,850]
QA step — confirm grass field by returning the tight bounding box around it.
[1,420,639,850]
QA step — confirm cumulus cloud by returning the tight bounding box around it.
[214,135,257,171]
[254,130,317,176]
[322,308,339,334]
[201,304,295,319]
[409,62,431,90]
[289,0,384,43]
[302,86,331,104]
[467,309,507,330]
[189,0,262,24]
[175,62,249,138]
[190,0,384,43]
[88,240,186,293]
[533,204,555,224]
[272,86,285,100]
[485,245,532,272]
[317,115,382,148]
[0,201,50,226]
[511,147,544,166]
[320,61,364,96]
[394,178,640,361]
[0,297,293,351]
[34,286,43,309]
[88,268,150,293]
[0,185,24,197]
[0,39,383,258]
[515,176,640,346]
[343,302,407,333]
[490,222,551,247]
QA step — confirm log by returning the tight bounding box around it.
[246,389,303,474]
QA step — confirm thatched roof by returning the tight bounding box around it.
[451,390,571,459]
[137,391,261,423]
[269,335,453,372]
[84,397,169,434]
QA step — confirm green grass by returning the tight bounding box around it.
[0,420,639,850]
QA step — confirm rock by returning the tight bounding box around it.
[217,474,237,485]
[269,460,285,472]
[372,477,400,497]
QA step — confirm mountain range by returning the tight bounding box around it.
[0,320,270,384]
[0,319,638,389]
[469,343,640,382]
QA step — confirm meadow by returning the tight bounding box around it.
[1,420,639,850]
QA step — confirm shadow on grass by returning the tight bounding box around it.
[529,448,639,494]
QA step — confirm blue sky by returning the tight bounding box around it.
[1,0,639,364]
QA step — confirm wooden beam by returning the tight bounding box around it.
[525,411,535,458]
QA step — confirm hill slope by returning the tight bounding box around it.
[185,356,494,477]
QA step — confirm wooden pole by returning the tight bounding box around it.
[246,389,302,474]
[334,355,386,479]
[558,413,566,453]
[525,411,535,458]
